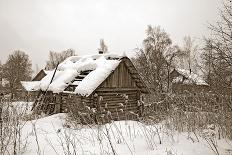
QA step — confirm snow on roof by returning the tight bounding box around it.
[24,53,124,96]
[43,70,53,75]
[174,68,208,85]
[74,56,120,96]
[21,81,41,91]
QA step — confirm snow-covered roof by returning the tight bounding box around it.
[21,81,41,91]
[173,68,208,86]
[22,54,125,96]
[43,70,53,75]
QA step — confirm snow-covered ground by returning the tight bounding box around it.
[19,114,232,155]
[6,101,231,155]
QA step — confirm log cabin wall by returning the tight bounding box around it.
[44,59,145,122]
[62,94,93,114]
[94,90,140,120]
[93,60,142,120]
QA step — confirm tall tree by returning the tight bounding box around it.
[0,61,2,81]
[0,61,3,91]
[134,25,175,94]
[164,45,183,92]
[45,49,76,70]
[202,0,232,91]
[181,36,198,73]
[3,50,32,98]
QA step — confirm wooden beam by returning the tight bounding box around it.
[96,87,140,92]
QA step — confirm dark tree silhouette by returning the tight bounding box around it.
[3,50,32,98]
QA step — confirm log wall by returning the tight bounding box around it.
[60,89,142,122]
[42,60,145,123]
[94,90,141,120]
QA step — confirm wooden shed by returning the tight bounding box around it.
[170,68,209,93]
[22,54,149,122]
[32,69,52,81]
[21,69,52,101]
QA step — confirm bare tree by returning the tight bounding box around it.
[2,51,32,99]
[202,0,232,91]
[164,45,183,92]
[134,25,177,94]
[180,36,198,73]
[45,49,76,70]
[202,38,214,86]
[0,62,3,92]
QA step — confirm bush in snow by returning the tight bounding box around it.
[0,96,30,155]
[145,92,232,141]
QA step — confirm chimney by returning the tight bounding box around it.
[98,50,103,54]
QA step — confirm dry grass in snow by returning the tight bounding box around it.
[20,113,232,155]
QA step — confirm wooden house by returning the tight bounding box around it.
[170,68,209,93]
[21,69,52,101]
[22,54,149,121]
[32,69,52,81]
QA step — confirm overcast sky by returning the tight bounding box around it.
[0,0,221,70]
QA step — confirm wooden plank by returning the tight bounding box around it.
[96,94,138,102]
[96,90,138,94]
[101,106,138,112]
[98,92,137,95]
[99,102,137,107]
[97,96,137,101]
[100,103,137,107]
[101,105,138,111]
[96,97,137,101]
[102,108,139,114]
[109,109,139,114]
[99,98,137,103]
[98,96,137,100]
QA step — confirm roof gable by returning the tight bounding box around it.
[95,59,149,93]
[32,70,46,81]
[32,69,53,81]
[122,58,149,93]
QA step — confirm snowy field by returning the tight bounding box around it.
[8,102,232,155]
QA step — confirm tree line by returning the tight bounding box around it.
[134,0,232,96]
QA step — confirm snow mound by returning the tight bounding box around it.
[22,114,232,155]
[21,81,41,91]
